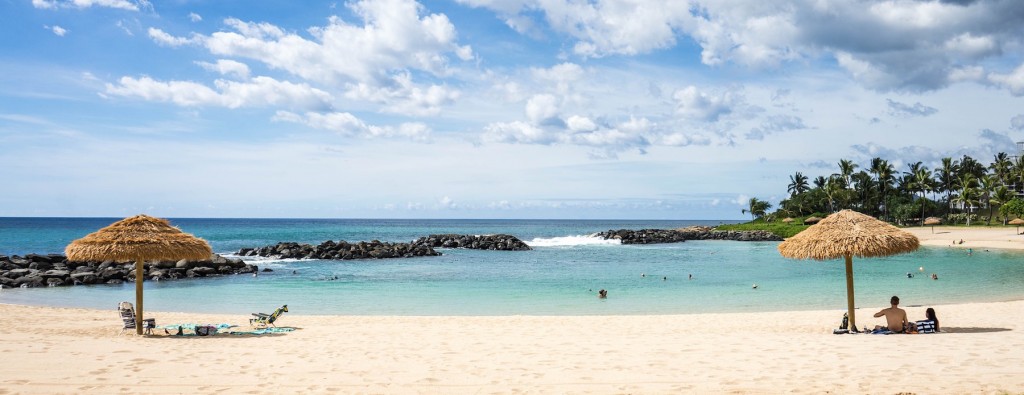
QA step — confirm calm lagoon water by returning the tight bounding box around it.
[1,218,1022,316]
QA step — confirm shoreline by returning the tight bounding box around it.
[2,301,1023,393]
[900,225,1024,251]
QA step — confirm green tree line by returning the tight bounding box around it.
[743,153,1024,225]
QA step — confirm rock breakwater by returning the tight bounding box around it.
[236,240,442,260]
[413,234,532,251]
[595,226,782,244]
[0,253,257,289]
[237,234,531,259]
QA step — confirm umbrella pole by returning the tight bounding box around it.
[135,259,144,336]
[844,255,856,330]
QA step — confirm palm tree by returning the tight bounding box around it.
[992,186,1015,225]
[978,175,997,224]
[741,197,772,221]
[959,155,986,179]
[935,157,957,212]
[1013,155,1024,194]
[870,158,895,220]
[990,153,1012,186]
[908,165,933,224]
[837,159,858,188]
[787,172,809,197]
[850,171,874,211]
[954,173,979,226]
[813,176,827,190]
[823,175,846,213]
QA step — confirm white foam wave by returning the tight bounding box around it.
[221,254,302,265]
[525,235,621,247]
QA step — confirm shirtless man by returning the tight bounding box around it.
[873,295,909,332]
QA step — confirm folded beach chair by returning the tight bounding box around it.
[118,301,156,335]
[250,304,288,328]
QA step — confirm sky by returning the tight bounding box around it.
[2,0,1024,220]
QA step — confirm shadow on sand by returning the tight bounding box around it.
[940,326,1011,334]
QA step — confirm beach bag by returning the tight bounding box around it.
[196,325,217,336]
[840,313,848,330]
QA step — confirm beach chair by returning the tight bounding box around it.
[118,301,156,335]
[250,305,288,328]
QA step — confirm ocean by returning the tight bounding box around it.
[1,217,1022,316]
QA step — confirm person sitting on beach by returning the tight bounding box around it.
[873,295,909,333]
[916,307,940,333]
[598,289,607,299]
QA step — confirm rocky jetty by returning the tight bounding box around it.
[413,234,532,251]
[237,234,531,259]
[0,253,257,289]
[236,240,441,260]
[595,226,782,244]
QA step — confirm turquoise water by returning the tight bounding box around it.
[1,218,1022,315]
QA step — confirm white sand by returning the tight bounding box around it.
[904,224,1024,251]
[2,226,1023,394]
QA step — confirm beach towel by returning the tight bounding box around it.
[158,323,236,336]
[228,327,296,336]
[916,320,936,333]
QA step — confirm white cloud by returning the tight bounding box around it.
[673,86,739,122]
[47,25,68,36]
[32,0,147,11]
[1012,114,1024,131]
[465,0,692,57]
[531,62,584,94]
[195,59,251,79]
[886,99,939,117]
[115,19,134,36]
[189,12,202,22]
[524,94,559,124]
[464,0,1024,92]
[438,196,456,209]
[482,121,553,144]
[944,33,998,59]
[148,28,198,47]
[202,0,469,86]
[344,73,459,116]
[745,114,807,140]
[136,0,471,117]
[104,76,332,110]
[988,63,1024,96]
[272,111,432,141]
[566,115,597,132]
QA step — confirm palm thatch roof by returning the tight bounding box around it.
[778,210,919,260]
[1009,218,1024,226]
[65,214,212,262]
[778,210,920,330]
[803,216,822,225]
[781,217,794,223]
[923,217,942,226]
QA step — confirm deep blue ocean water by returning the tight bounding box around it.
[1,217,1022,316]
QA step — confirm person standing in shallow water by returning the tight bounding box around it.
[598,289,607,299]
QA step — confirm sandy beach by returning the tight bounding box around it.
[2,226,1023,394]
[904,224,1024,251]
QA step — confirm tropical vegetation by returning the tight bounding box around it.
[743,153,1024,226]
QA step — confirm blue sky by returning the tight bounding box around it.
[2,0,1024,219]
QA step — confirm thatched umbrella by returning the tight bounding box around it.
[1010,218,1024,235]
[65,215,212,335]
[923,217,942,234]
[804,216,822,225]
[782,217,794,224]
[778,210,919,330]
